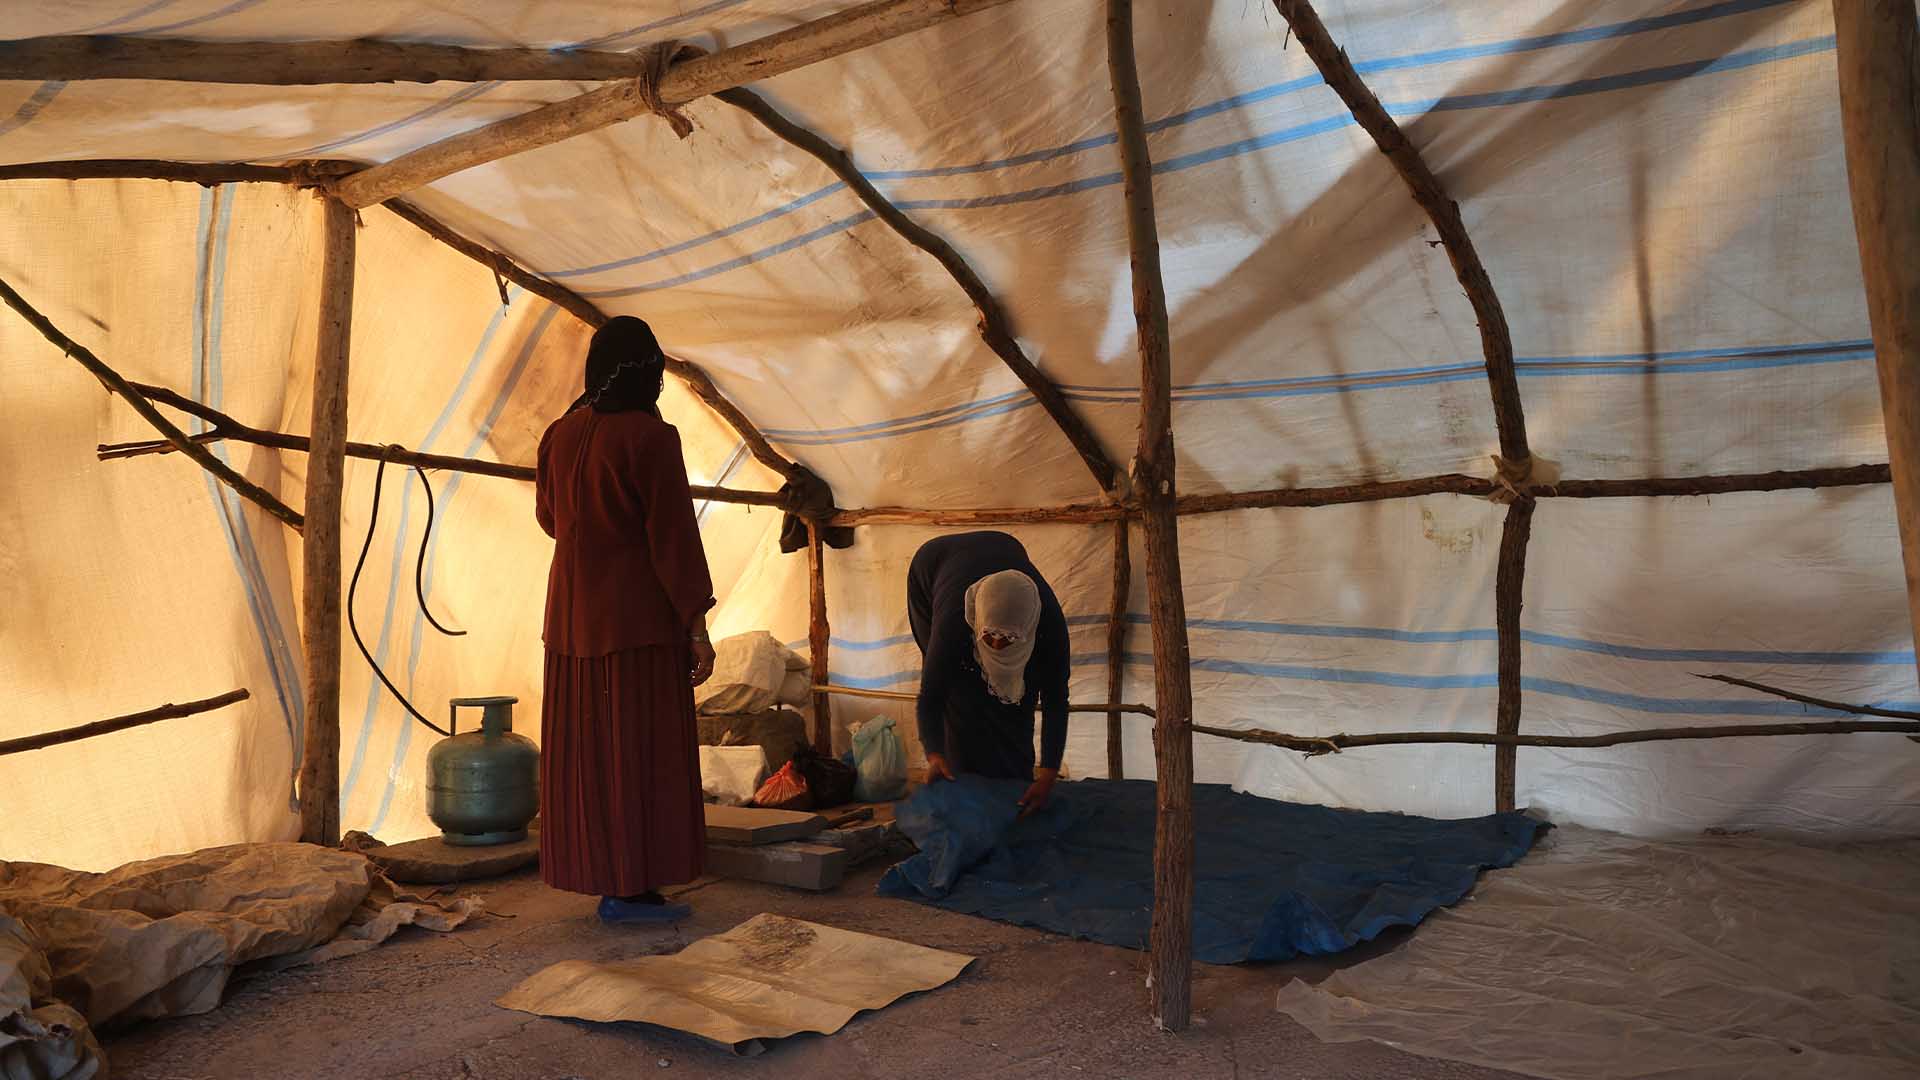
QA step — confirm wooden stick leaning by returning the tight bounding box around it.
[96,382,791,507]
[1271,0,1528,470]
[718,86,1120,495]
[0,274,305,531]
[0,689,251,758]
[330,0,1025,209]
[1693,673,1920,720]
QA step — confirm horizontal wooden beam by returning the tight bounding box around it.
[827,465,1895,527]
[0,35,661,85]
[0,159,356,186]
[330,0,1022,209]
[98,380,792,507]
[817,682,1156,716]
[0,689,249,757]
[1194,718,1920,753]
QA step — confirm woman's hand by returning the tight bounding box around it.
[924,752,956,783]
[1018,768,1058,818]
[690,639,716,686]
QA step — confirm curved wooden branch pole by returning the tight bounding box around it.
[0,689,251,758]
[0,159,356,186]
[1270,0,1529,470]
[1694,673,1920,721]
[0,274,305,531]
[717,86,1120,495]
[329,0,1025,209]
[379,200,808,488]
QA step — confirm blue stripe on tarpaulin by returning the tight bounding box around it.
[806,612,1915,667]
[190,186,305,782]
[341,291,522,806]
[548,0,1797,276]
[134,0,271,35]
[763,341,1874,446]
[821,652,1920,718]
[365,303,562,834]
[280,0,751,157]
[0,82,66,140]
[879,777,1546,964]
[576,33,1832,300]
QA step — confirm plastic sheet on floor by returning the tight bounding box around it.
[878,777,1544,963]
[495,914,972,1054]
[1273,825,1920,1079]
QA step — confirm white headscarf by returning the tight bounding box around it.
[964,570,1042,705]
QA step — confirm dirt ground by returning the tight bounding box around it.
[106,860,1526,1080]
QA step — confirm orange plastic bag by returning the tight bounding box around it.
[752,760,813,811]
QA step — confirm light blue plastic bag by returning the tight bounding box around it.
[850,716,908,802]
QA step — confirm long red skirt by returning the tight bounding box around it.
[540,644,704,896]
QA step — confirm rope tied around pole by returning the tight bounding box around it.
[633,43,704,139]
[1488,453,1535,504]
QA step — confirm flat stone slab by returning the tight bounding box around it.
[343,829,540,885]
[703,805,827,845]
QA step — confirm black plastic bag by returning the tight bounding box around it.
[793,744,858,808]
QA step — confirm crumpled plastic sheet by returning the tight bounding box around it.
[879,777,1544,963]
[1274,825,1920,1079]
[0,842,477,1077]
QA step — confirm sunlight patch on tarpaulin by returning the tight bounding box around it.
[495,914,972,1054]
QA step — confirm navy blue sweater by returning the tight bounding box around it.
[907,532,1070,778]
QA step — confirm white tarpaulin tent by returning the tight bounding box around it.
[1,0,1916,906]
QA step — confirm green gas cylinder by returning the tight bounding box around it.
[426,695,539,846]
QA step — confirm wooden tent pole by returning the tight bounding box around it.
[0,275,305,531]
[0,689,250,758]
[1833,0,1920,673]
[1492,498,1536,811]
[0,35,673,85]
[298,197,355,847]
[0,159,355,185]
[329,0,1024,209]
[1107,519,1133,778]
[1106,0,1197,1032]
[717,87,1120,495]
[1270,0,1528,470]
[806,519,834,755]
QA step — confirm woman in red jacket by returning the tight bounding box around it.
[535,316,718,923]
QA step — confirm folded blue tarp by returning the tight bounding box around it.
[878,777,1545,964]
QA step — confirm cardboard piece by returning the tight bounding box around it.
[702,805,827,846]
[703,841,848,892]
[496,914,972,1053]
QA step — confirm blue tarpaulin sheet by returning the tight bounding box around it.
[878,777,1546,964]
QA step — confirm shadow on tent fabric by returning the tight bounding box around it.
[877,776,1545,964]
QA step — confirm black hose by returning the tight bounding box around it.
[346,454,462,737]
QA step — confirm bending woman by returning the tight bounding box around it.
[535,316,718,923]
[907,531,1071,815]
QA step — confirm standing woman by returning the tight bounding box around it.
[535,316,718,923]
[908,531,1071,816]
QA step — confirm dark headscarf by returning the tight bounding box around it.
[569,315,667,416]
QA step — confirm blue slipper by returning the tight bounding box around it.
[597,895,692,924]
